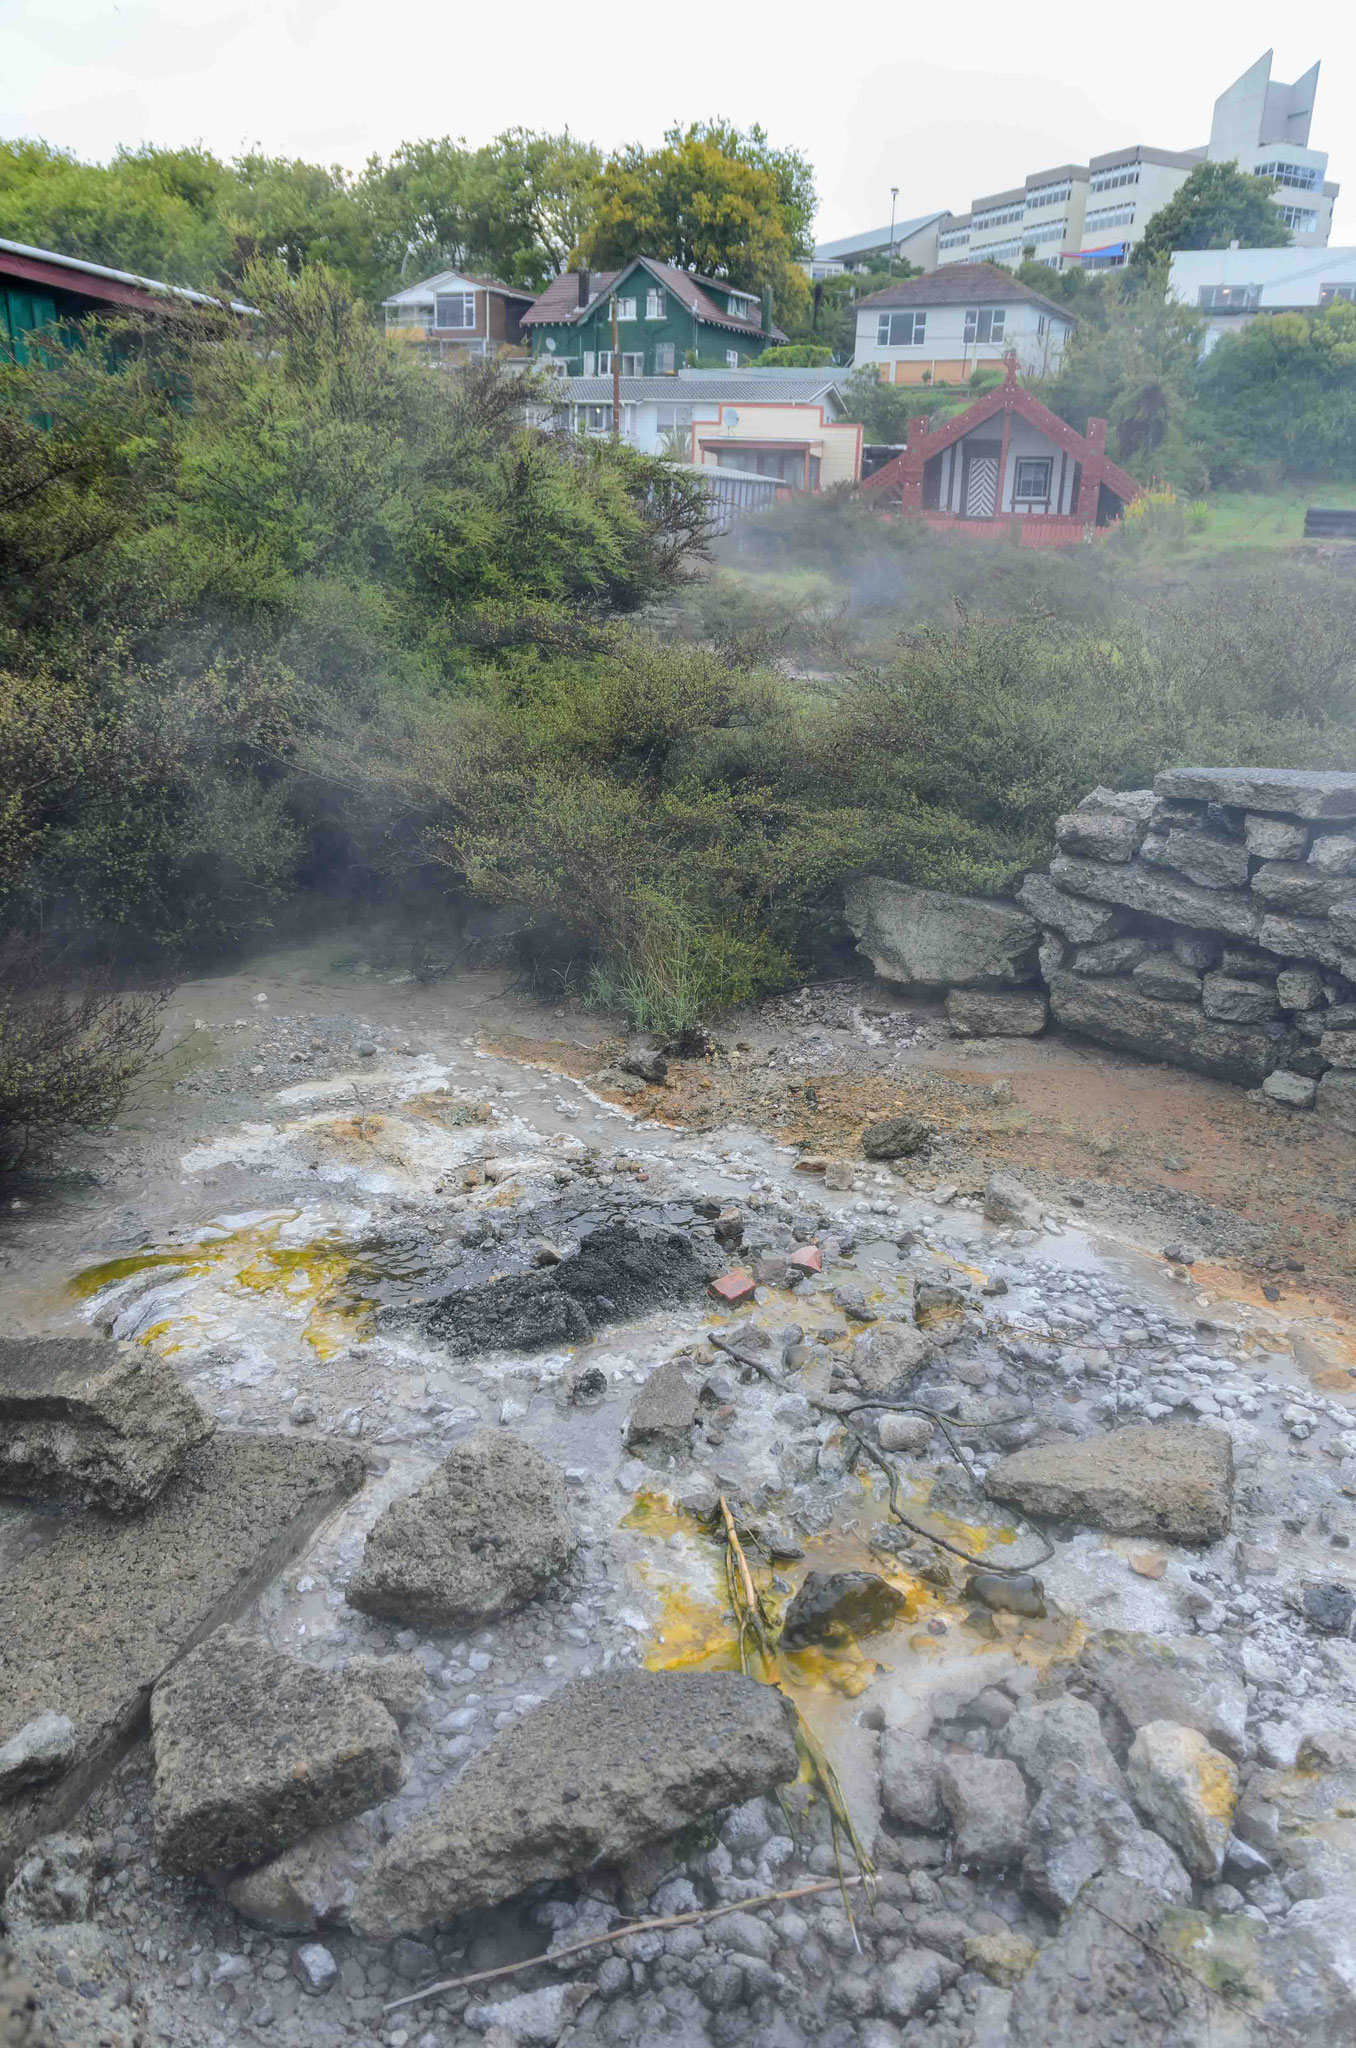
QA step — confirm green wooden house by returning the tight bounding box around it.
[520,258,786,375]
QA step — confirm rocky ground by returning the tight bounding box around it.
[2,935,1356,2048]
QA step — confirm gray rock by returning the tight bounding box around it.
[1056,811,1143,863]
[1047,971,1274,1085]
[352,1670,798,1936]
[2,1834,95,1927]
[291,1944,338,1995]
[619,1046,668,1084]
[1320,1029,1356,1068]
[780,1571,907,1649]
[0,1337,213,1513]
[1317,1070,1356,1132]
[1172,930,1221,969]
[1154,766,1356,821]
[1126,1721,1237,1880]
[343,1654,426,1723]
[1008,1873,1219,2045]
[1070,935,1154,977]
[1079,1631,1247,1759]
[844,877,1040,990]
[877,1413,933,1456]
[1263,1069,1316,1108]
[983,1173,1040,1227]
[1001,1696,1120,1790]
[625,1360,698,1449]
[1277,967,1324,1010]
[1132,955,1203,1002]
[347,1431,578,1630]
[879,1729,947,1831]
[861,1113,932,1159]
[224,1815,379,1933]
[1245,814,1309,860]
[1258,910,1356,978]
[0,1718,75,1800]
[1201,973,1279,1023]
[846,1322,929,1394]
[465,1983,592,2042]
[878,1948,952,2021]
[1077,786,1160,824]
[984,1423,1232,1541]
[937,1754,1028,1868]
[1048,854,1265,940]
[1021,1765,1191,1912]
[1016,873,1125,945]
[0,1939,49,2047]
[1037,932,1067,980]
[1162,830,1249,890]
[944,989,1047,1037]
[0,1436,365,1887]
[150,1632,404,1873]
[1309,832,1356,876]
[1252,860,1356,917]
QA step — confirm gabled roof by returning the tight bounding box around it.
[381,268,535,309]
[855,262,1075,325]
[0,235,256,316]
[555,370,846,406]
[521,257,787,341]
[811,213,948,262]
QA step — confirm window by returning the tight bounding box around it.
[725,349,740,368]
[613,296,636,321]
[435,291,476,329]
[1024,222,1067,246]
[653,342,676,373]
[1085,204,1136,230]
[1197,284,1261,311]
[963,306,1006,345]
[1089,167,1139,195]
[1278,206,1319,233]
[1256,160,1320,192]
[1025,183,1070,210]
[1037,314,1048,338]
[646,288,666,319]
[1013,457,1053,502]
[597,352,643,376]
[1320,284,1356,307]
[938,231,970,251]
[655,403,693,445]
[876,310,927,347]
[727,294,757,322]
[582,352,595,377]
[973,204,1024,230]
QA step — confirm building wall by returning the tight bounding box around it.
[852,299,1070,381]
[1168,246,1356,352]
[688,402,862,487]
[529,281,770,375]
[932,418,1078,516]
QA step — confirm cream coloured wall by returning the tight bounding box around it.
[689,401,862,486]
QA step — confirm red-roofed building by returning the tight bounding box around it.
[862,353,1141,544]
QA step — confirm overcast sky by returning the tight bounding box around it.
[2,1,1351,248]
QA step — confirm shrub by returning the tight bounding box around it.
[0,938,167,1168]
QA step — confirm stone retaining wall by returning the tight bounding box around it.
[845,767,1356,1126]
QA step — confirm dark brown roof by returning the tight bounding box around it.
[521,257,787,341]
[855,263,1075,325]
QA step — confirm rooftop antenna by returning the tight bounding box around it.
[889,188,899,277]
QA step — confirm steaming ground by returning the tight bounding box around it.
[3,936,1356,2046]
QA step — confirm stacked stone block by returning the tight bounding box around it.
[1022,767,1356,1122]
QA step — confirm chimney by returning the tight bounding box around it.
[577,267,591,309]
[761,286,773,333]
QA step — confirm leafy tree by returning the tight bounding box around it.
[669,121,817,258]
[1131,160,1291,270]
[753,342,833,366]
[1046,269,1206,488]
[838,365,929,442]
[1192,300,1356,484]
[583,124,811,327]
[0,138,232,287]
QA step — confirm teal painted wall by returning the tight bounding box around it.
[529,268,772,374]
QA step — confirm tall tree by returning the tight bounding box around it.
[1131,160,1292,270]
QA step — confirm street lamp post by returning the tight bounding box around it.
[889,187,898,275]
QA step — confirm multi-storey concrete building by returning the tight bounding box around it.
[814,53,1338,279]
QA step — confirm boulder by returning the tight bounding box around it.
[936,1754,1028,1868]
[983,1173,1041,1227]
[150,1633,404,1873]
[0,1337,212,1513]
[1251,861,1356,917]
[944,989,1047,1037]
[1001,1696,1121,1790]
[1016,873,1125,945]
[1321,1030,1356,1068]
[1078,1631,1247,1759]
[846,1321,929,1394]
[1309,832,1356,876]
[861,1112,932,1159]
[1055,811,1143,863]
[1047,971,1273,1085]
[1245,814,1309,860]
[1263,1069,1316,1108]
[1317,1071,1356,1133]
[1277,967,1324,1010]
[879,1729,947,1832]
[1258,911,1356,977]
[1008,1873,1219,2045]
[1076,786,1160,825]
[878,1413,933,1455]
[465,1984,593,2043]
[1201,973,1279,1023]
[351,1670,799,1937]
[878,1948,952,2021]
[347,1432,578,1630]
[0,1719,75,1802]
[1172,930,1220,969]
[844,877,1040,990]
[342,1655,426,1724]
[625,1360,698,1450]
[1069,935,1155,977]
[1161,830,1249,891]
[1021,1765,1192,1912]
[224,1814,380,1933]
[1132,954,1203,1003]
[1126,1721,1237,1880]
[780,1571,908,1649]
[1048,855,1264,941]
[1154,766,1356,821]
[984,1423,1232,1541]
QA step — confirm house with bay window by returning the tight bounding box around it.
[381,270,535,363]
[521,257,786,375]
[852,264,1073,386]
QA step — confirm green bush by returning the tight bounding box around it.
[0,938,167,1168]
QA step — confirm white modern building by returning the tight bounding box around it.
[805,212,949,279]
[851,265,1074,386]
[817,53,1338,280]
[537,367,861,487]
[1168,246,1356,352]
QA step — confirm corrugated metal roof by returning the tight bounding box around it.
[550,371,844,405]
[812,213,947,261]
[0,236,256,315]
